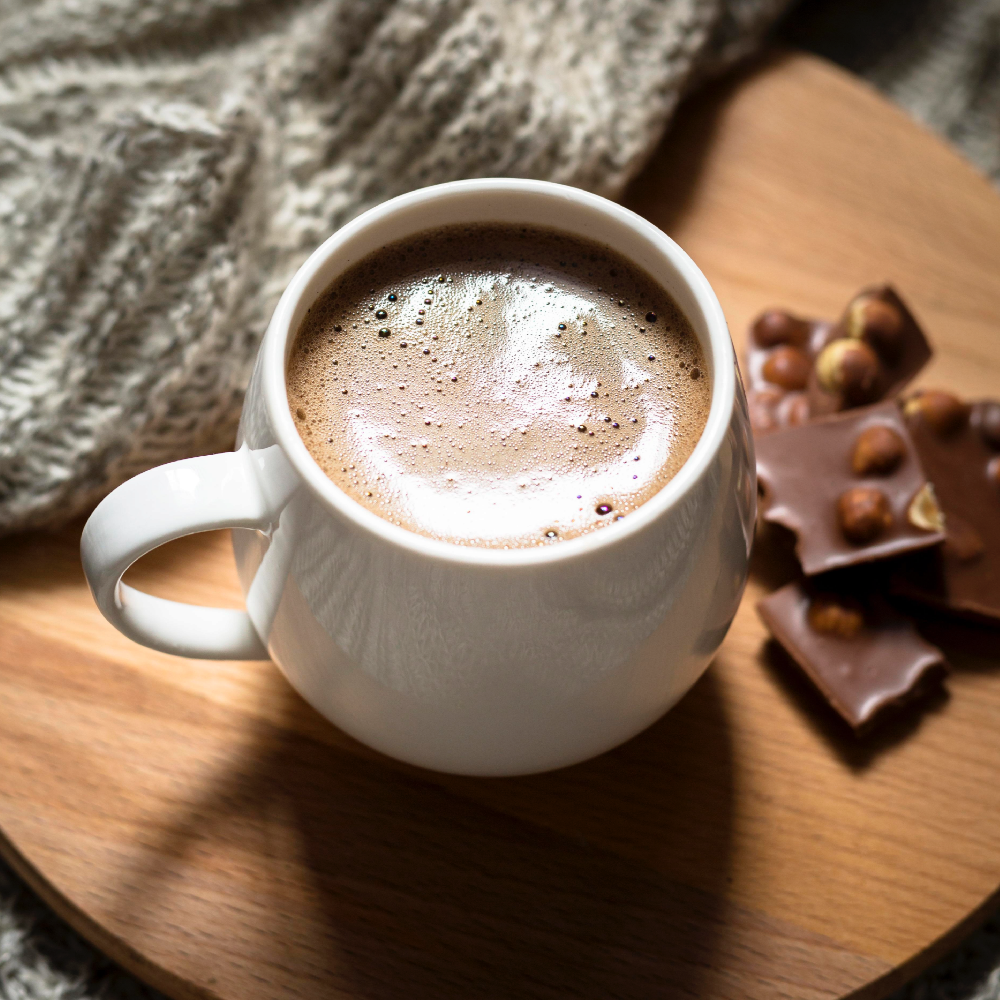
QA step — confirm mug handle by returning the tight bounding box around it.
[81,449,271,660]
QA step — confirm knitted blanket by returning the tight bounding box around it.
[0,0,791,535]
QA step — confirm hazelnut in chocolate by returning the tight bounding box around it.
[844,293,907,361]
[814,339,880,406]
[763,345,811,391]
[836,486,893,544]
[756,401,945,575]
[808,286,933,418]
[758,579,948,731]
[751,310,811,349]
[746,310,833,434]
[745,285,932,434]
[852,424,906,476]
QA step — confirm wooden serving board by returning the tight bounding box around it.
[1,51,1000,1000]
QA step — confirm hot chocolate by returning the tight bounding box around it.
[287,223,711,548]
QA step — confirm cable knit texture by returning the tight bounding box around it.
[0,0,793,534]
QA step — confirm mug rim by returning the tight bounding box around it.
[260,178,735,567]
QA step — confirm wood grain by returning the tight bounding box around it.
[1,51,999,1000]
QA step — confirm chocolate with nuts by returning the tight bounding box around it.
[813,339,880,407]
[758,578,948,731]
[841,287,923,371]
[745,286,932,434]
[756,401,945,575]
[893,394,1000,624]
[745,310,834,434]
[810,286,933,415]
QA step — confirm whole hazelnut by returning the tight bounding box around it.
[973,401,1000,449]
[903,390,969,436]
[807,596,865,639]
[851,424,907,476]
[837,486,893,544]
[762,345,811,390]
[845,294,904,360]
[815,339,881,405]
[752,310,810,348]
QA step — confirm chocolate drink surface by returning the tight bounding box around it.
[287,224,711,548]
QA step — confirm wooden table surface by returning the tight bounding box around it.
[1,51,1000,1000]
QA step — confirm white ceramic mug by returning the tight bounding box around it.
[81,179,755,776]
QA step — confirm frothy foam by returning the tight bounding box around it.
[287,224,711,548]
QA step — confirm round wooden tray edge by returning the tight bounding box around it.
[847,886,1000,1000]
[0,823,204,1000]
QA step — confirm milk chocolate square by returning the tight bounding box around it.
[745,286,932,435]
[756,401,945,575]
[758,579,948,731]
[893,394,1000,624]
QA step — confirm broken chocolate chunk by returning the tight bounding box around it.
[758,579,948,731]
[745,286,932,434]
[756,401,945,575]
[746,312,835,434]
[808,286,932,419]
[893,396,1000,624]
[835,286,932,394]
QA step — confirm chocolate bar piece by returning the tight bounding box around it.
[758,579,948,731]
[810,286,933,416]
[745,286,931,434]
[745,312,833,434]
[756,401,945,575]
[893,393,1000,624]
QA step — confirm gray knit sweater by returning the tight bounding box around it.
[0,0,791,535]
